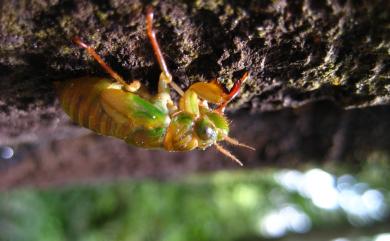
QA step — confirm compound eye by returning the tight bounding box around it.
[195,118,217,141]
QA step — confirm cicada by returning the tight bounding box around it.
[56,7,253,165]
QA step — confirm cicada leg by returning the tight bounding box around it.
[72,36,141,92]
[146,6,184,96]
[216,72,249,112]
[188,72,249,113]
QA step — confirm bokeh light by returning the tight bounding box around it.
[275,168,389,225]
[259,205,311,238]
[0,146,14,159]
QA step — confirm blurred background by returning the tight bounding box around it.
[1,143,390,241]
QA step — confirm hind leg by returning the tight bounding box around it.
[146,6,184,96]
[73,36,141,92]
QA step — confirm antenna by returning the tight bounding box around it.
[224,136,255,151]
[214,143,243,166]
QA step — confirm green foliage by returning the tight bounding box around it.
[0,168,389,241]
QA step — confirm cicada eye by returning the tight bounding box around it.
[205,112,229,140]
[195,118,217,141]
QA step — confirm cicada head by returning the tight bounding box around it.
[194,111,229,149]
[163,111,229,151]
[195,110,254,166]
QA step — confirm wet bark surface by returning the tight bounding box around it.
[0,0,389,188]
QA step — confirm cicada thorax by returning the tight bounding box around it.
[56,77,134,139]
[163,101,230,152]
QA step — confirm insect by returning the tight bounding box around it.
[56,6,254,165]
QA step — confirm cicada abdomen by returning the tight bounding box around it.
[56,76,172,149]
[56,77,133,139]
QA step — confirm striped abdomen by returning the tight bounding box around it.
[56,77,132,139]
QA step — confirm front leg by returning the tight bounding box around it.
[156,74,177,114]
[188,72,249,112]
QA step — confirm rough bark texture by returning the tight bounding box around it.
[0,0,389,188]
